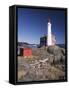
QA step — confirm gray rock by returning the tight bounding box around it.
[54,54,62,63]
[47,45,65,64]
[48,55,54,64]
[47,45,62,55]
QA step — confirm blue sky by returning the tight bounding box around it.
[17,8,65,44]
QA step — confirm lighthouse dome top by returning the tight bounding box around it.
[48,19,51,26]
[48,18,51,22]
[48,18,51,23]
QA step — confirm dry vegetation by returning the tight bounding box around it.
[18,45,65,82]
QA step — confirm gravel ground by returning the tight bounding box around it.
[18,56,65,82]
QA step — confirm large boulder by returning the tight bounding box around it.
[47,45,62,55]
[54,54,62,64]
[47,45,65,64]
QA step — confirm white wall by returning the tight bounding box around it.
[0,0,69,89]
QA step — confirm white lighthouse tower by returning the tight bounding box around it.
[47,19,52,46]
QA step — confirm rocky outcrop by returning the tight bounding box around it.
[47,45,62,55]
[47,45,65,64]
[18,45,65,81]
